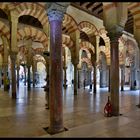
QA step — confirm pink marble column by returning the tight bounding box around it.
[47,10,65,134]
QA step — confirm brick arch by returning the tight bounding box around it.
[78,21,99,36]
[14,2,48,27]
[63,13,78,34]
[17,26,48,49]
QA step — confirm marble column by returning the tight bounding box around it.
[0,66,2,87]
[120,65,125,91]
[107,65,111,92]
[77,68,80,89]
[24,66,26,86]
[73,63,78,94]
[16,65,20,88]
[47,3,69,134]
[100,69,107,88]
[10,52,17,99]
[93,64,96,94]
[109,33,120,116]
[3,63,8,91]
[27,65,31,90]
[32,62,37,87]
[32,65,35,88]
[63,66,67,89]
[130,67,136,90]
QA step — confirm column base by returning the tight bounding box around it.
[111,112,122,116]
[44,126,68,135]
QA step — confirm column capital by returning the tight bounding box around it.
[47,2,70,22]
[10,51,17,60]
[107,25,124,42]
[10,11,18,23]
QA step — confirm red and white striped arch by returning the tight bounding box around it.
[17,26,48,49]
[81,57,92,68]
[62,34,74,48]
[63,13,78,34]
[80,41,95,54]
[0,21,10,41]
[78,21,99,36]
[13,2,48,27]
[99,46,110,65]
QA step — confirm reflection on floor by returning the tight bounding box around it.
[0,85,140,137]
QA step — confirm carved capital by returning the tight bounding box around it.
[46,2,70,22]
[10,52,17,62]
[107,25,124,42]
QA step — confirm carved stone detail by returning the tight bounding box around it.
[46,2,70,22]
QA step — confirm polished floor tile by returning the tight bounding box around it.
[0,85,140,137]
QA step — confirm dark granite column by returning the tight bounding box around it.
[3,63,8,91]
[130,67,136,90]
[10,52,17,99]
[93,64,96,94]
[24,66,26,86]
[120,65,125,91]
[107,65,111,92]
[16,65,20,88]
[74,63,78,94]
[27,65,31,90]
[77,68,80,89]
[46,3,69,134]
[63,66,67,89]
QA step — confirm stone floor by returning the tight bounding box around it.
[0,84,140,137]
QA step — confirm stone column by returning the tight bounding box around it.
[27,65,31,90]
[73,63,78,94]
[1,36,9,91]
[16,65,20,88]
[107,65,111,92]
[108,26,123,116]
[32,64,35,88]
[3,63,8,91]
[0,65,2,87]
[93,64,96,93]
[32,61,37,87]
[63,66,67,89]
[46,2,69,134]
[130,67,136,90]
[77,68,81,89]
[10,52,17,98]
[100,69,107,88]
[120,65,125,91]
[24,65,26,86]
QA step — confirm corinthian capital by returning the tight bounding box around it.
[107,25,124,42]
[46,2,70,22]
